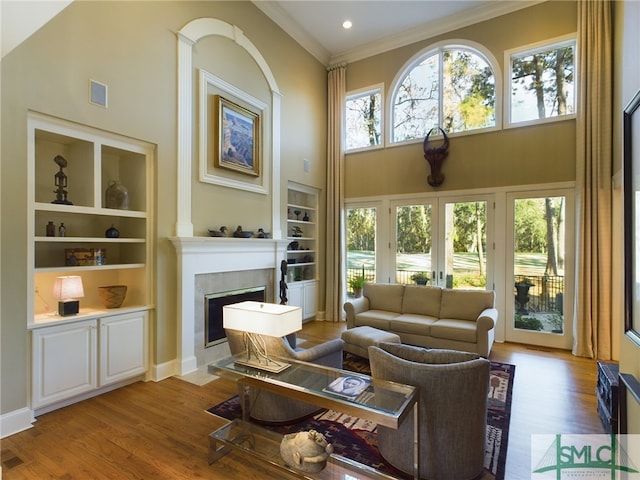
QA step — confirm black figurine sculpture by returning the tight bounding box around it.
[280,259,288,305]
[52,155,72,204]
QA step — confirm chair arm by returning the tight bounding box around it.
[292,338,345,367]
[477,307,497,331]
[343,296,370,328]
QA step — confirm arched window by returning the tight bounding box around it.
[390,42,499,143]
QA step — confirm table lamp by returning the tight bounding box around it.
[53,275,84,316]
[223,301,302,373]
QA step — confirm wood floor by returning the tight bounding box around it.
[1,321,605,480]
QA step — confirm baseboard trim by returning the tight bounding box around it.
[0,407,35,439]
[153,359,179,381]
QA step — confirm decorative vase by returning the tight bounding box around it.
[98,285,127,309]
[105,180,129,210]
[46,221,56,237]
[105,224,120,238]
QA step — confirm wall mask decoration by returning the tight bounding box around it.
[423,127,450,187]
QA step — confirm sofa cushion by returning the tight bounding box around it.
[439,289,495,321]
[363,283,405,313]
[392,314,438,335]
[430,319,478,343]
[401,285,442,317]
[354,310,398,330]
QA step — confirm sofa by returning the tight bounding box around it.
[343,283,497,357]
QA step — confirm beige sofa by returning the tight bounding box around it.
[343,283,497,357]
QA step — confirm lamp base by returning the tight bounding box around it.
[58,300,79,316]
[234,357,291,373]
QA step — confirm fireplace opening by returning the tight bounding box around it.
[205,285,266,347]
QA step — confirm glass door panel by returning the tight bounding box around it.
[438,200,488,289]
[394,204,434,285]
[506,192,573,349]
[346,206,376,297]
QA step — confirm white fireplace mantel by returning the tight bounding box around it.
[170,236,289,374]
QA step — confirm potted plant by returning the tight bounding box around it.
[411,272,430,285]
[348,275,365,298]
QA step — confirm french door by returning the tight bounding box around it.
[504,190,574,349]
[390,196,493,290]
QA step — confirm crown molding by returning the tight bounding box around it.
[252,1,331,65]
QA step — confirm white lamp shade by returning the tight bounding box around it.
[53,276,84,300]
[223,301,301,337]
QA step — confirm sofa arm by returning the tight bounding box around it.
[477,307,497,331]
[293,338,345,368]
[476,307,498,357]
[343,296,370,328]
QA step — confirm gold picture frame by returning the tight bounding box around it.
[213,95,260,176]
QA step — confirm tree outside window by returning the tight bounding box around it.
[344,86,382,151]
[508,37,575,124]
[391,46,496,143]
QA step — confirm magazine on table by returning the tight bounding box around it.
[323,375,371,399]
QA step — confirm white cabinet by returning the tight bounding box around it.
[31,311,149,411]
[286,182,318,319]
[31,320,98,410]
[100,311,149,385]
[287,280,317,321]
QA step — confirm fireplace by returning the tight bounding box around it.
[205,285,266,347]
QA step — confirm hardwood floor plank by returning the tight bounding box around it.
[1,321,604,480]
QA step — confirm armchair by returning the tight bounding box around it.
[369,342,490,480]
[225,329,344,424]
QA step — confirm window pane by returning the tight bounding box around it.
[345,90,381,150]
[392,54,439,142]
[510,42,575,123]
[443,49,495,133]
[395,204,432,285]
[346,207,376,296]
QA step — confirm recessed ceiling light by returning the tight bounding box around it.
[342,20,352,29]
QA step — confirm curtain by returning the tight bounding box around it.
[325,64,346,322]
[573,0,613,359]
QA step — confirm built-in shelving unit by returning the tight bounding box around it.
[27,111,154,413]
[286,182,318,320]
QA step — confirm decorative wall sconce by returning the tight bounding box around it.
[423,127,450,187]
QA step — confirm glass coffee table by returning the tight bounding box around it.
[208,354,418,479]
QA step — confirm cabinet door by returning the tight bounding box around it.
[303,281,317,319]
[31,320,98,409]
[99,311,148,385]
[287,283,303,312]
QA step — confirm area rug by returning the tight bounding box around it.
[207,352,515,480]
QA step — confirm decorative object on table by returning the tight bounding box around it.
[65,248,106,266]
[212,95,260,176]
[280,430,333,473]
[291,226,303,237]
[288,208,294,219]
[105,224,120,238]
[233,226,254,238]
[293,209,301,220]
[51,155,72,205]
[303,212,309,221]
[348,275,365,298]
[97,285,127,309]
[223,301,302,373]
[58,222,66,237]
[105,180,129,210]
[288,241,299,251]
[208,226,228,237]
[53,275,84,316]
[423,127,449,187]
[46,221,56,237]
[256,228,270,238]
[279,259,288,305]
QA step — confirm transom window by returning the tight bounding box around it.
[391,44,497,143]
[344,85,383,152]
[506,35,576,125]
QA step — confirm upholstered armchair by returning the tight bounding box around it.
[225,329,344,424]
[369,343,490,480]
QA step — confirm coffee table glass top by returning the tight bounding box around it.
[209,354,416,425]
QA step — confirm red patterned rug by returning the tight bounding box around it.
[207,352,514,479]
